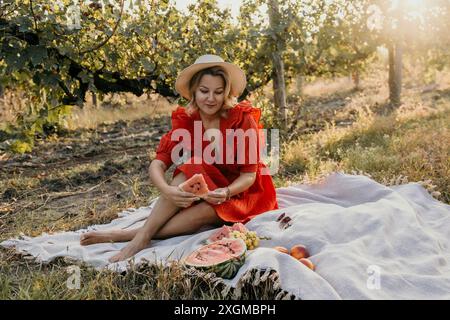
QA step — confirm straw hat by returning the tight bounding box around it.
[175,54,247,100]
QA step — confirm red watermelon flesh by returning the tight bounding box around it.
[179,174,209,197]
[207,223,249,243]
[206,225,233,243]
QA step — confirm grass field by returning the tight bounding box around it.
[0,67,449,299]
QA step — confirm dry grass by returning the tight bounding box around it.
[0,249,288,300]
[281,68,450,203]
[65,93,177,130]
[300,76,356,98]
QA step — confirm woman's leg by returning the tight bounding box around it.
[79,228,139,246]
[109,171,200,262]
[80,172,188,246]
[80,201,224,246]
[153,201,224,239]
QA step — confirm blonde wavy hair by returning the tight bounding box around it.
[186,66,238,118]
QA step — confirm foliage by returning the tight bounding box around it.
[1,0,449,152]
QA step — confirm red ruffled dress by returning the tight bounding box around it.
[155,100,279,223]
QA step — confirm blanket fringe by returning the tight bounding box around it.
[240,268,254,283]
[181,266,229,295]
[269,271,281,290]
[180,267,285,299]
[259,268,272,282]
[252,269,262,286]
[232,284,242,299]
[221,284,232,297]
[275,290,295,300]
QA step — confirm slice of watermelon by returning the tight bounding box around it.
[206,225,233,243]
[205,223,248,244]
[178,173,209,197]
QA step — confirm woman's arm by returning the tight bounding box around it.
[149,159,199,207]
[227,172,256,197]
[205,172,256,204]
[148,159,170,193]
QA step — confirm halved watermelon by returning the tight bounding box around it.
[184,238,246,279]
[178,173,209,197]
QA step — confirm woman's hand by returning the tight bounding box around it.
[204,187,229,205]
[161,185,200,208]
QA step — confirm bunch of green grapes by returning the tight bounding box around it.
[245,231,260,250]
[229,230,260,250]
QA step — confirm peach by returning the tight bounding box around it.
[298,258,315,271]
[273,246,290,254]
[290,244,310,260]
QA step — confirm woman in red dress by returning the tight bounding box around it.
[80,55,278,262]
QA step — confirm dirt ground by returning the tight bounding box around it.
[0,114,176,238]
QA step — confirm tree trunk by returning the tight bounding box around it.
[92,92,98,108]
[296,74,304,97]
[388,41,402,106]
[268,0,287,127]
[272,53,287,126]
[352,70,360,90]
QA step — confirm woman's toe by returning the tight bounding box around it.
[109,253,121,263]
[80,233,95,245]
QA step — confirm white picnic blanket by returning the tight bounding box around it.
[2,172,449,300]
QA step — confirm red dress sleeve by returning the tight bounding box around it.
[155,106,191,168]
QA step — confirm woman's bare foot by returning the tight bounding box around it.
[109,236,149,263]
[80,230,129,246]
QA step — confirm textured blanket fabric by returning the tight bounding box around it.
[2,172,449,299]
